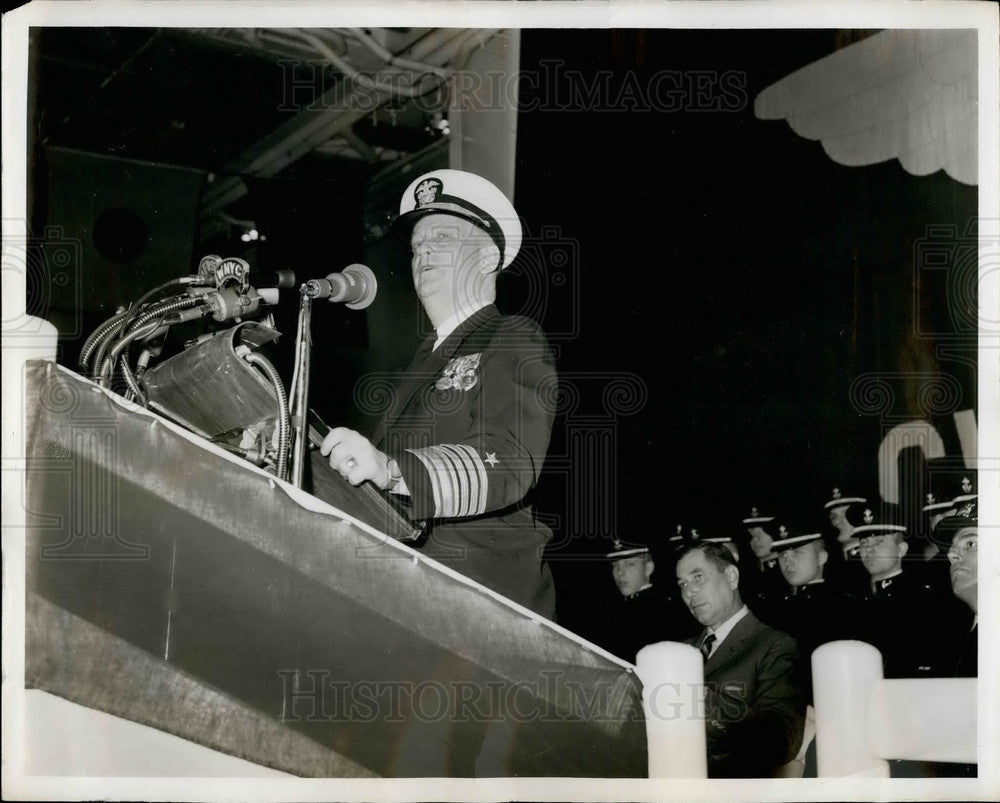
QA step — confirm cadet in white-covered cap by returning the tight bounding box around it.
[739,506,788,602]
[606,537,654,598]
[853,507,915,597]
[771,526,827,594]
[688,527,740,562]
[604,535,699,663]
[919,468,973,561]
[852,506,948,679]
[768,523,860,709]
[321,169,558,620]
[822,486,869,596]
[824,487,866,552]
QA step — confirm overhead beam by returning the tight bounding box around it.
[198,28,487,226]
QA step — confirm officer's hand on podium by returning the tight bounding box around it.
[320,427,406,493]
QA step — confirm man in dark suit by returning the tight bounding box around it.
[676,541,805,778]
[321,169,556,619]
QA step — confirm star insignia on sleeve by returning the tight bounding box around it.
[484,452,499,467]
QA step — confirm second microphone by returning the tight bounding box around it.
[302,264,378,310]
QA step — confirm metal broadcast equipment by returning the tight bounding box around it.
[78,256,376,488]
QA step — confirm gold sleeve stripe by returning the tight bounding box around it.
[440,444,488,517]
[406,443,488,518]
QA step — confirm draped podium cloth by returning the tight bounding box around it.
[23,361,646,777]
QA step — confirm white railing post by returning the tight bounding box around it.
[812,640,889,778]
[869,677,977,764]
[3,313,58,464]
[635,641,707,778]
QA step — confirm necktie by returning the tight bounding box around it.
[700,633,717,662]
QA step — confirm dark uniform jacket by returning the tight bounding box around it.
[768,579,860,702]
[825,539,870,597]
[612,585,700,664]
[857,566,952,678]
[743,555,788,627]
[688,611,806,778]
[373,305,557,618]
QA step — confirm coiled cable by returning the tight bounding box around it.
[243,352,290,482]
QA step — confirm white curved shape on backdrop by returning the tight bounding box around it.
[755,29,977,185]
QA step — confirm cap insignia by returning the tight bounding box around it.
[415,178,443,207]
[926,493,936,505]
[832,487,841,499]
[863,509,874,524]
[961,476,972,493]
[778,525,788,537]
[750,506,759,517]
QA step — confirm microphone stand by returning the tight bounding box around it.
[286,269,376,488]
[289,287,313,488]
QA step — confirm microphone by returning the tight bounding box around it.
[249,269,296,290]
[303,264,377,310]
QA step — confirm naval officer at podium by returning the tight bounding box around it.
[322,169,557,619]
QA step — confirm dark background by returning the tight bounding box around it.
[513,29,977,640]
[27,28,978,647]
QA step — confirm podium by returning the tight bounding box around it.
[23,361,646,777]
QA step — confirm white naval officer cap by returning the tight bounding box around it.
[769,525,824,553]
[742,506,775,526]
[605,537,651,560]
[852,506,908,539]
[395,169,522,269]
[823,486,867,511]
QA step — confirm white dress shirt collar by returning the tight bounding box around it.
[706,604,750,656]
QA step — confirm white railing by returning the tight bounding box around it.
[635,642,707,778]
[637,638,976,779]
[812,640,976,776]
